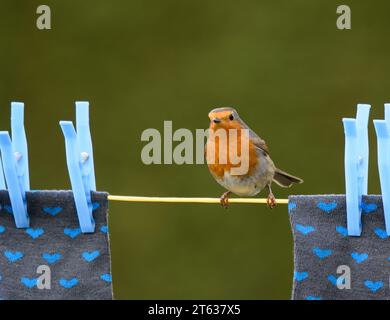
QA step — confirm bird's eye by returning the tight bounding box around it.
[229,114,234,120]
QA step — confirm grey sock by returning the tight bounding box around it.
[288,195,390,300]
[0,191,113,300]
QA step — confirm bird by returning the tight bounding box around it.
[205,107,303,208]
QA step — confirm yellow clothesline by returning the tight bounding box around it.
[107,195,289,205]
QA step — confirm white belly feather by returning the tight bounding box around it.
[212,152,276,197]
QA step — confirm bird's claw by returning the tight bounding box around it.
[220,191,230,209]
[267,192,276,209]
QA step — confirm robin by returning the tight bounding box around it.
[206,107,303,208]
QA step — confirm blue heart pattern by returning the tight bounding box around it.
[327,275,338,286]
[59,278,79,289]
[43,207,62,216]
[364,280,383,293]
[317,201,337,213]
[335,225,348,237]
[313,247,333,259]
[100,274,112,283]
[21,277,37,288]
[4,251,24,262]
[351,252,369,264]
[82,250,100,262]
[42,252,62,264]
[305,296,322,300]
[288,202,297,214]
[0,201,110,293]
[361,202,377,214]
[1,244,109,289]
[64,228,82,239]
[294,272,308,282]
[374,228,387,239]
[26,228,44,239]
[292,200,388,297]
[295,224,315,235]
[327,274,346,286]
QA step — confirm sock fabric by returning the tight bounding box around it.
[0,191,113,300]
[289,195,390,300]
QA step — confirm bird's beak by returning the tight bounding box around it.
[213,118,221,124]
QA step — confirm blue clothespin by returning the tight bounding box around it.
[60,101,96,233]
[0,153,5,189]
[342,104,371,236]
[373,103,390,237]
[11,102,30,190]
[0,102,30,228]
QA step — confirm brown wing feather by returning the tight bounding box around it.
[249,130,269,154]
[237,117,270,154]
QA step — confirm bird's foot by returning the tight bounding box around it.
[267,192,277,209]
[220,191,231,209]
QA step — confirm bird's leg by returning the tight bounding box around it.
[267,184,276,209]
[220,191,231,209]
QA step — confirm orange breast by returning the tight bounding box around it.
[206,126,258,177]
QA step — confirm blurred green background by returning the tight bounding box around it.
[0,0,389,299]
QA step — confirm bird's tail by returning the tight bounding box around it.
[273,168,303,188]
